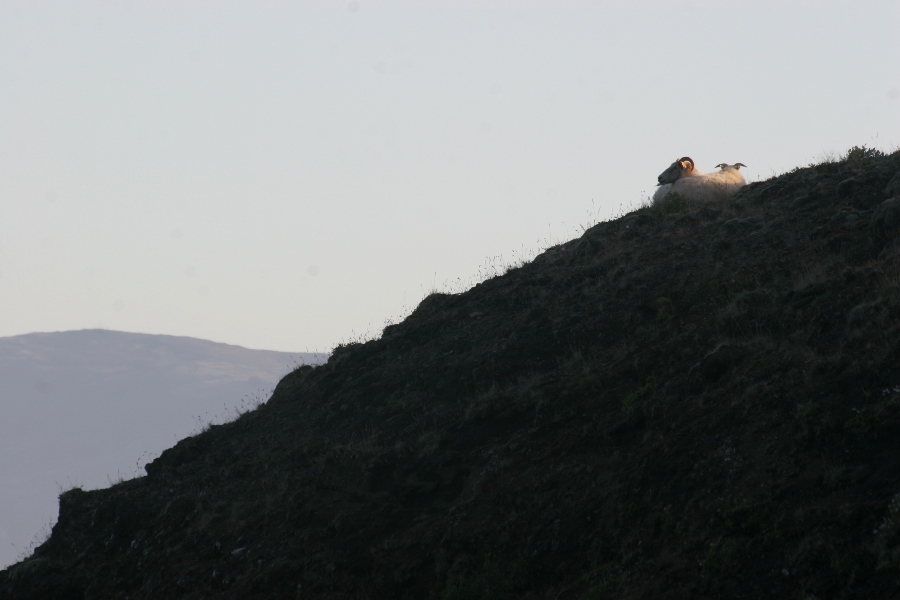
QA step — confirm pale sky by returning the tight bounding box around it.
[2,0,898,352]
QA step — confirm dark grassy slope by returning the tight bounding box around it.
[4,147,900,599]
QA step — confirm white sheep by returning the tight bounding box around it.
[652,158,747,205]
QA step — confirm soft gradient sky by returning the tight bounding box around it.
[2,0,898,352]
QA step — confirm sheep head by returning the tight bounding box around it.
[715,162,747,170]
[657,157,696,185]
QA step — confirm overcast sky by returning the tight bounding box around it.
[2,0,898,352]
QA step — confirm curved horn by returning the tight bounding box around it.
[657,156,694,185]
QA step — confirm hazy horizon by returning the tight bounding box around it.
[0,328,325,569]
[0,327,325,355]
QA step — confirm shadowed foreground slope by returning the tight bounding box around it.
[4,147,900,599]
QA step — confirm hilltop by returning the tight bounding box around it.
[3,147,900,599]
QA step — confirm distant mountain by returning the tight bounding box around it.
[0,329,325,569]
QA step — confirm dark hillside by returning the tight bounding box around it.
[4,147,900,599]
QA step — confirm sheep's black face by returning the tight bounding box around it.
[657,157,693,185]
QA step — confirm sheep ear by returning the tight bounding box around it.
[735,163,747,169]
[715,163,727,169]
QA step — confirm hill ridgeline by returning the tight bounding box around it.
[3,147,900,599]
